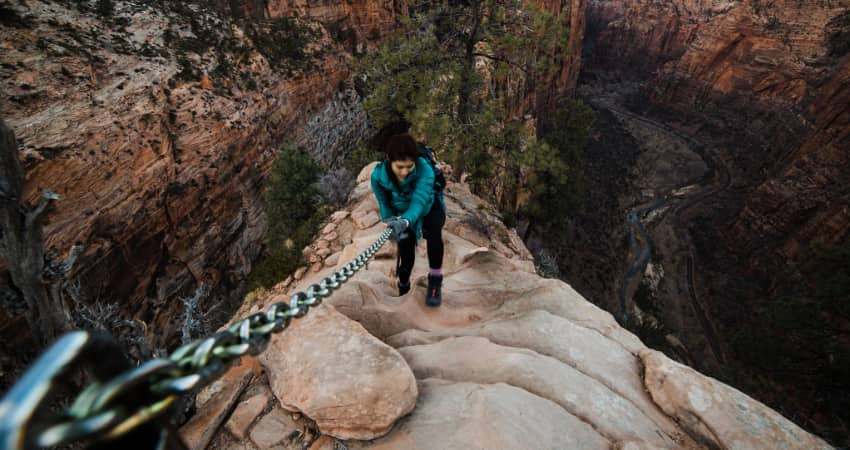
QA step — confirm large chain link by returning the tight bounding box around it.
[0,228,392,449]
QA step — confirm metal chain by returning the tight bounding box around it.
[0,228,392,449]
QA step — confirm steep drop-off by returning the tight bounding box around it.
[0,0,399,351]
[586,0,849,278]
[179,165,833,450]
[582,0,850,441]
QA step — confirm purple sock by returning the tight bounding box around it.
[429,268,442,277]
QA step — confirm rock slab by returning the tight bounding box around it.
[641,349,833,450]
[259,305,418,440]
[226,392,271,440]
[347,379,610,450]
[179,358,256,450]
[250,406,299,449]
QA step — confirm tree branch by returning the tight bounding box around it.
[471,52,531,74]
[25,189,59,229]
[43,242,84,280]
[181,283,210,345]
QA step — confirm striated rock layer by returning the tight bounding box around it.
[586,0,850,274]
[0,0,400,348]
[183,165,832,449]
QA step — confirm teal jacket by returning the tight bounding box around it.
[371,157,435,239]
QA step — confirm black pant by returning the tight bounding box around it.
[397,200,445,284]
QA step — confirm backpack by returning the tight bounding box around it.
[417,143,446,192]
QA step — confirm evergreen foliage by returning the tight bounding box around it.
[357,0,592,238]
[520,99,593,235]
[246,17,322,75]
[249,147,327,289]
[342,143,381,176]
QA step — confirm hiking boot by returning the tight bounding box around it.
[398,279,411,296]
[426,274,443,307]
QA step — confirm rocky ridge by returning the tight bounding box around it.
[181,164,832,450]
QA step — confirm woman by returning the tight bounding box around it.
[370,132,446,306]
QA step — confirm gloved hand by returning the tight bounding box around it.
[384,217,410,241]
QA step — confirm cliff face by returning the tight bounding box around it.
[586,0,850,279]
[0,0,400,347]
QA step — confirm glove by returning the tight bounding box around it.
[385,217,410,241]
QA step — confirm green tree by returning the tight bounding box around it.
[356,0,572,190]
[249,146,326,289]
[520,99,594,237]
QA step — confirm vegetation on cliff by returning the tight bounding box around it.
[356,0,592,240]
[249,147,330,290]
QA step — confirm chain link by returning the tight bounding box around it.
[0,228,392,449]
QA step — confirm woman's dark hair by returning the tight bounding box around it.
[370,120,411,153]
[385,133,418,162]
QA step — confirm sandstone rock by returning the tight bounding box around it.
[250,406,299,449]
[303,246,314,258]
[274,276,293,290]
[316,248,331,257]
[324,253,340,267]
[180,359,256,450]
[199,73,213,89]
[352,211,380,229]
[293,267,307,280]
[357,162,379,183]
[0,0,384,351]
[324,231,339,242]
[397,336,676,446]
[347,380,609,450]
[311,262,323,272]
[388,310,656,419]
[322,222,337,234]
[316,239,330,249]
[309,254,320,263]
[331,210,350,223]
[614,442,673,450]
[226,392,271,440]
[259,306,417,440]
[640,350,833,450]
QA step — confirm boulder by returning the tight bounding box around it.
[259,305,417,440]
[331,210,350,223]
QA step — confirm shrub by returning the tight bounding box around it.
[249,146,325,289]
[342,143,380,177]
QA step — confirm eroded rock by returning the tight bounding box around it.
[641,350,832,450]
[258,306,417,440]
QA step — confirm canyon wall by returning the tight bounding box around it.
[0,0,585,353]
[0,0,400,349]
[586,0,849,282]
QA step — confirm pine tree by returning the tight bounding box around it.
[356,0,571,185]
